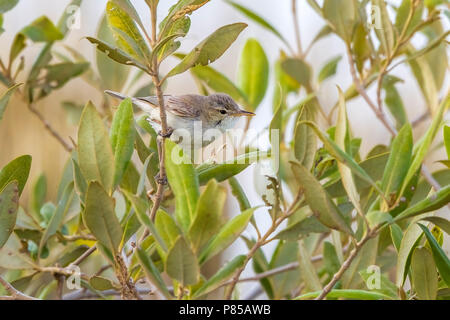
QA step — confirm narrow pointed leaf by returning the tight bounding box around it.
[0,155,32,195]
[188,179,226,253]
[199,207,256,264]
[167,23,247,78]
[291,162,353,235]
[0,181,19,248]
[78,102,115,193]
[237,38,269,110]
[165,140,199,230]
[165,236,200,286]
[110,98,135,187]
[418,224,450,286]
[83,182,122,253]
[411,247,438,300]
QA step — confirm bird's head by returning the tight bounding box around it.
[206,93,255,124]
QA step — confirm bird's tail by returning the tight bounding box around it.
[105,90,156,114]
[105,90,127,101]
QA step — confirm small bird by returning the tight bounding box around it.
[105,90,255,149]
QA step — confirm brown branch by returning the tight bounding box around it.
[147,7,170,225]
[224,190,303,299]
[27,102,73,152]
[71,245,96,266]
[0,276,39,300]
[314,229,378,300]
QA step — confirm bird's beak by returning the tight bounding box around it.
[232,109,255,117]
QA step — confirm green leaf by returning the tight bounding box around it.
[0,181,19,248]
[200,207,256,264]
[237,38,269,110]
[83,182,122,253]
[78,101,115,193]
[293,103,316,170]
[421,216,450,235]
[383,77,408,130]
[38,183,75,257]
[335,88,364,218]
[394,185,450,222]
[136,247,172,299]
[21,16,64,42]
[30,174,46,215]
[399,86,450,198]
[372,0,395,56]
[228,177,250,211]
[159,0,208,40]
[154,210,181,252]
[0,83,21,122]
[196,151,266,185]
[390,223,403,251]
[411,247,438,300]
[165,236,200,286]
[280,58,311,88]
[318,55,341,83]
[418,224,450,286]
[323,0,357,42]
[0,155,31,195]
[40,62,90,94]
[72,159,87,203]
[89,276,119,291]
[396,221,426,286]
[275,216,329,241]
[0,0,18,13]
[110,98,135,187]
[9,33,26,66]
[395,0,424,37]
[190,65,248,107]
[96,14,131,91]
[381,124,413,204]
[291,162,353,235]
[193,255,246,298]
[225,0,289,48]
[122,190,167,252]
[444,125,450,159]
[298,240,322,291]
[188,180,226,253]
[295,289,391,300]
[301,121,385,198]
[87,37,147,71]
[106,1,150,64]
[164,140,199,230]
[167,23,247,78]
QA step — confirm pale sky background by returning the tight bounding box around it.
[0,0,448,298]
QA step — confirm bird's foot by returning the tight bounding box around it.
[154,173,168,185]
[158,127,174,138]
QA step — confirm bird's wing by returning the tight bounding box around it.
[165,95,202,118]
[135,95,201,118]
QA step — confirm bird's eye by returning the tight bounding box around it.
[219,110,227,115]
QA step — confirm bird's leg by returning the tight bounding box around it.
[204,143,227,165]
[158,127,174,138]
[154,172,168,185]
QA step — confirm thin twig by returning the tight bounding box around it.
[314,229,378,300]
[27,102,73,152]
[224,190,303,299]
[71,245,96,266]
[0,276,39,300]
[291,0,303,57]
